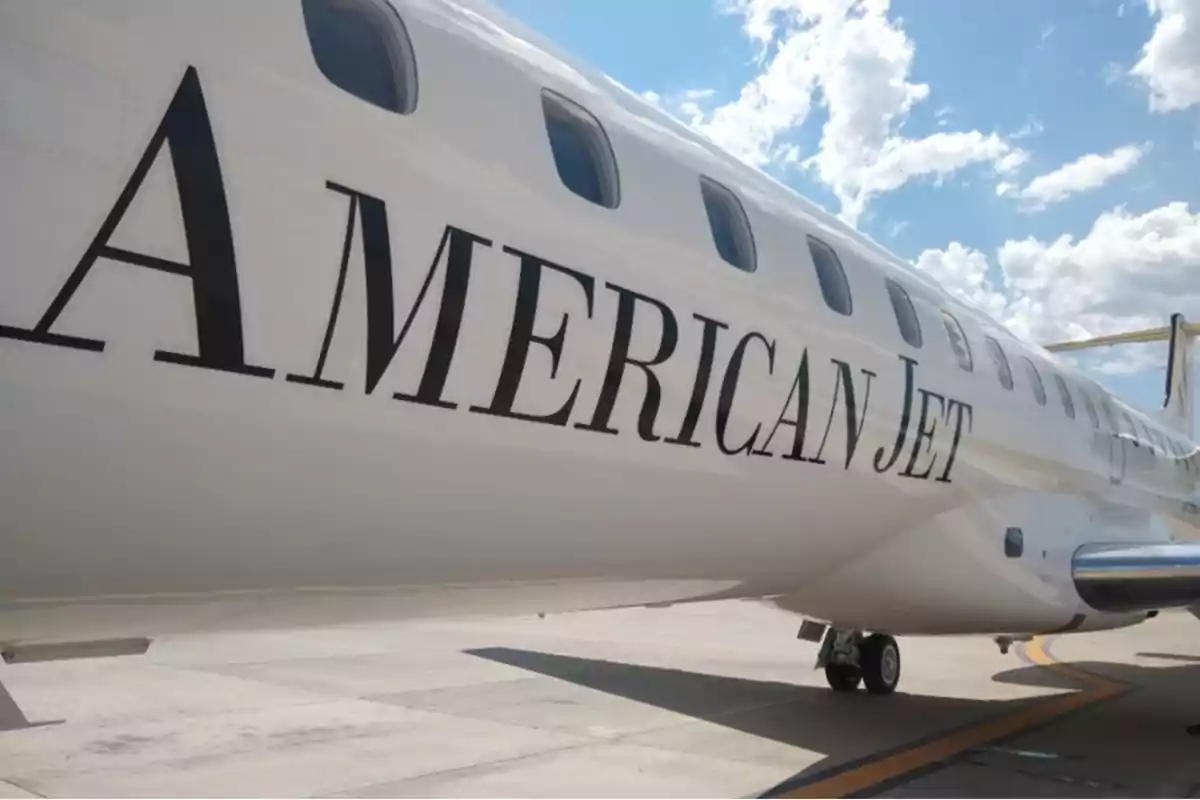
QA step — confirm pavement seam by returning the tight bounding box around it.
[0,778,45,799]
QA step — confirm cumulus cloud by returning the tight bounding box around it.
[642,87,719,128]
[997,144,1148,211]
[1130,0,1200,112]
[677,0,1023,226]
[1010,117,1044,140]
[1090,343,1165,376]
[914,242,1011,323]
[914,203,1200,368]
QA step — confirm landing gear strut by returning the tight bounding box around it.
[817,628,901,695]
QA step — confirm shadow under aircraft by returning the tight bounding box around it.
[465,645,1200,796]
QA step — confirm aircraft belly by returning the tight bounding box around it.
[0,371,921,641]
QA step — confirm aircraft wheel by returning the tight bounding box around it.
[824,663,862,692]
[860,633,900,695]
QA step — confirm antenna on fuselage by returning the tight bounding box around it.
[1042,314,1199,438]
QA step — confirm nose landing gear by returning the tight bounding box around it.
[817,628,901,695]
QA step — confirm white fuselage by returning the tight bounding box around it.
[0,0,1193,646]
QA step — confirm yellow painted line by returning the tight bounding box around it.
[1023,637,1124,691]
[772,637,1127,798]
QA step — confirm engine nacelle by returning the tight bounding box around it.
[1073,542,1200,613]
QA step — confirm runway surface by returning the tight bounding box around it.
[2,601,1198,797]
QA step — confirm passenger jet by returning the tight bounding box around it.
[2,0,1199,696]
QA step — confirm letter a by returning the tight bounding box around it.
[0,66,274,378]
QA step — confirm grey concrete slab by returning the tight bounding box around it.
[0,601,1197,797]
[344,739,787,798]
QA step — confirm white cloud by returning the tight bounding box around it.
[1010,116,1044,140]
[1130,0,1200,112]
[914,242,1012,324]
[995,148,1032,173]
[815,131,1022,224]
[997,144,1148,210]
[914,203,1200,369]
[1091,343,1163,376]
[679,0,1023,226]
[640,87,719,127]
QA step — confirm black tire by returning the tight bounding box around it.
[860,633,900,695]
[825,663,862,692]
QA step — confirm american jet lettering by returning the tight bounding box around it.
[0,66,974,483]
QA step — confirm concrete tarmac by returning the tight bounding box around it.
[1,601,1198,797]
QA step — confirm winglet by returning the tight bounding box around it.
[1043,314,1198,437]
[1162,313,1193,438]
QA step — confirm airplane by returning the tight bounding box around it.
[2,0,1199,699]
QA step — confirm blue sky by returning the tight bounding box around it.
[492,0,1200,413]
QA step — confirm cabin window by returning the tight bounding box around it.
[1052,374,1075,419]
[941,311,973,371]
[1080,389,1100,429]
[1021,357,1047,406]
[541,90,620,209]
[886,279,923,348]
[807,236,853,316]
[301,0,418,114]
[985,337,1013,391]
[700,176,757,272]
